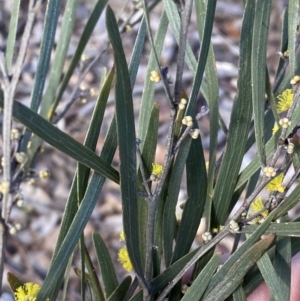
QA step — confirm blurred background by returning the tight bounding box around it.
[0,0,291,299]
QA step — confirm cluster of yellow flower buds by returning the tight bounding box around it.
[229,220,239,232]
[182,116,193,127]
[202,231,212,242]
[189,129,200,139]
[0,181,9,194]
[80,54,89,62]
[181,284,189,294]
[178,98,187,110]
[279,118,291,129]
[290,75,300,85]
[287,142,294,154]
[11,128,20,140]
[15,152,27,164]
[150,70,161,83]
[182,116,201,139]
[15,193,24,207]
[263,166,276,178]
[9,223,21,235]
[39,170,50,180]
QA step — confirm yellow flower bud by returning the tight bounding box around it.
[190,129,200,139]
[11,128,20,140]
[15,152,27,164]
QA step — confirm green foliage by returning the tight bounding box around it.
[1,0,300,300]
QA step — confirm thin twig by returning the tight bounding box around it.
[2,0,38,222]
[52,49,106,123]
[174,0,193,104]
[143,108,177,300]
[126,0,161,32]
[0,0,39,292]
[141,0,174,108]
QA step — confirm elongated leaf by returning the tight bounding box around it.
[243,234,300,296]
[171,136,206,263]
[130,16,151,269]
[40,0,80,119]
[185,0,216,114]
[77,68,115,200]
[62,254,74,301]
[232,286,247,301]
[39,12,143,297]
[137,11,168,145]
[93,232,119,298]
[37,156,116,299]
[163,0,227,134]
[274,232,291,301]
[211,0,254,227]
[204,209,277,298]
[251,0,271,166]
[54,0,109,110]
[83,244,105,301]
[106,6,144,283]
[241,222,300,236]
[256,252,286,301]
[292,144,300,170]
[203,235,275,301]
[194,0,219,229]
[180,253,221,301]
[273,8,288,92]
[0,97,119,184]
[30,0,61,112]
[129,17,146,90]
[37,117,118,300]
[5,0,20,73]
[107,276,132,301]
[163,137,192,266]
[128,290,143,301]
[151,247,199,294]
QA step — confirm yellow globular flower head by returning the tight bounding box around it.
[276,89,293,114]
[266,173,285,193]
[251,197,269,218]
[118,246,133,272]
[150,70,161,83]
[272,122,279,135]
[151,163,163,178]
[248,197,269,224]
[14,282,45,301]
